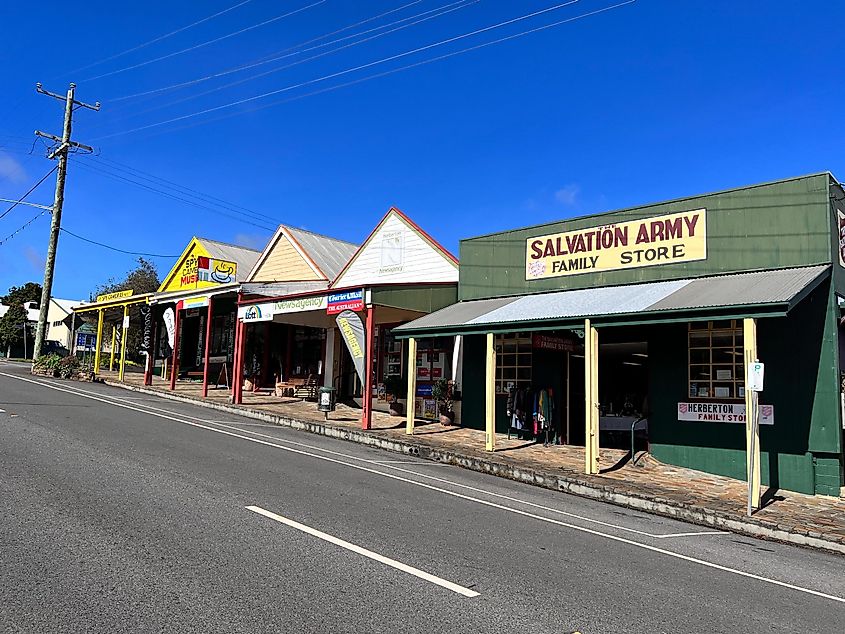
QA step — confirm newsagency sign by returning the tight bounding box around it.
[525,209,706,280]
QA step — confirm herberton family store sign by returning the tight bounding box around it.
[525,209,707,279]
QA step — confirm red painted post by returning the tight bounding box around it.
[202,297,214,398]
[235,320,246,404]
[169,306,181,391]
[362,306,375,430]
[231,315,240,400]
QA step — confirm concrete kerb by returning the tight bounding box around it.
[102,379,845,557]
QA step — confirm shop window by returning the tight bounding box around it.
[688,320,744,399]
[495,333,532,394]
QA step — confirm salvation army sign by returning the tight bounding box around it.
[525,209,706,280]
[678,402,774,425]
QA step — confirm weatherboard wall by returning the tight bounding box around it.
[458,174,833,301]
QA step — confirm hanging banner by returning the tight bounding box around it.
[677,402,774,425]
[336,309,366,385]
[327,289,364,315]
[139,305,152,353]
[525,209,707,280]
[163,307,176,348]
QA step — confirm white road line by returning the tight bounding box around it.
[247,505,480,598]
[370,459,450,465]
[658,531,730,539]
[5,372,845,606]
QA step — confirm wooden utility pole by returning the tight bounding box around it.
[31,82,99,361]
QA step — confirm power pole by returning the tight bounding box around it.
[31,82,99,360]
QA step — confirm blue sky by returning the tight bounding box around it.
[0,0,843,300]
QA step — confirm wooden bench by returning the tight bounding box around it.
[275,375,319,400]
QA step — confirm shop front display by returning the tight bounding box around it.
[397,173,845,497]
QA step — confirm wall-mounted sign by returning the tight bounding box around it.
[379,230,405,275]
[532,334,578,352]
[274,295,327,314]
[238,303,274,323]
[181,296,209,310]
[525,209,707,280]
[677,402,774,425]
[176,256,237,290]
[96,289,134,303]
[837,208,845,268]
[327,289,364,315]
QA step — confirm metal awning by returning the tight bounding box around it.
[393,265,830,337]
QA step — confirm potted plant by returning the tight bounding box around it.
[432,378,455,425]
[383,375,405,416]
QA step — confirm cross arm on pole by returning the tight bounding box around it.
[36,83,100,111]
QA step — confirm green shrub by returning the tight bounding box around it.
[33,353,62,372]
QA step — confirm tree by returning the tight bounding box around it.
[92,258,160,299]
[89,259,161,362]
[0,282,42,358]
[3,282,42,307]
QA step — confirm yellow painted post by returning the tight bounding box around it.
[118,305,129,382]
[109,325,117,372]
[405,337,417,435]
[485,332,496,452]
[93,309,104,375]
[743,318,761,512]
[584,320,599,475]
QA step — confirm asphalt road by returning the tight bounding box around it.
[1,362,843,633]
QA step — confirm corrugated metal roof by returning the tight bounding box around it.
[198,238,262,281]
[240,280,329,297]
[395,265,830,334]
[285,226,358,280]
[648,266,829,311]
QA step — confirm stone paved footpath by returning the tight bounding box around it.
[97,369,845,555]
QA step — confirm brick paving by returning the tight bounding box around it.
[102,369,845,552]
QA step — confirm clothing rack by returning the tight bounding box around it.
[506,385,557,446]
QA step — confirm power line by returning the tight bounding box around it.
[131,1,635,141]
[59,227,179,258]
[109,0,482,124]
[64,0,256,77]
[107,0,453,103]
[0,209,49,245]
[0,166,58,220]
[79,154,281,223]
[91,0,596,141]
[72,159,277,231]
[76,154,280,225]
[83,0,329,82]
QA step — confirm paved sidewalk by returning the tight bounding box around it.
[100,370,845,555]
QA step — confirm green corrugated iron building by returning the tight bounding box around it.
[397,173,845,496]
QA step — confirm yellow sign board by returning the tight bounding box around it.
[525,209,706,280]
[160,239,239,292]
[96,289,134,303]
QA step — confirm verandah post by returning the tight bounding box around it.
[743,318,761,513]
[485,332,495,451]
[405,337,417,435]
